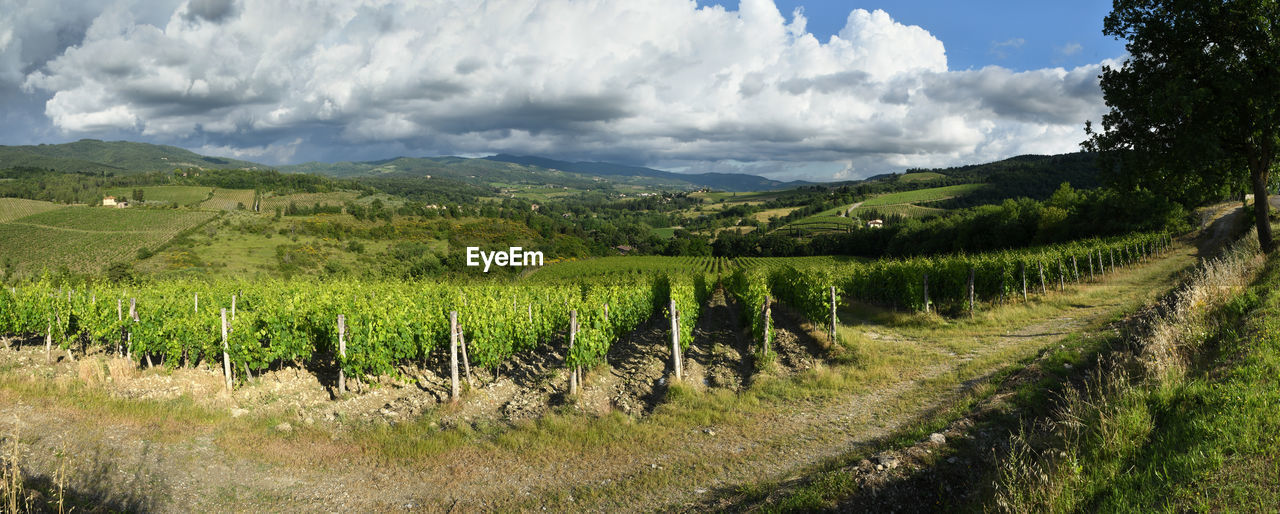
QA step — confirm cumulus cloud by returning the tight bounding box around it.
[4,0,1111,179]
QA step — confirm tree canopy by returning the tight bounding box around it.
[1086,0,1280,251]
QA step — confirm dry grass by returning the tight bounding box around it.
[1138,232,1261,379]
[1,427,70,514]
[76,356,139,386]
[992,229,1266,513]
[2,427,24,513]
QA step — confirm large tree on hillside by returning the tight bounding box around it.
[1085,0,1280,252]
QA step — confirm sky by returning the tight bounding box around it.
[0,0,1127,181]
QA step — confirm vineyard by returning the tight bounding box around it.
[847,203,947,219]
[0,230,1171,401]
[529,255,863,281]
[103,186,213,206]
[0,274,711,394]
[528,256,738,281]
[0,207,217,275]
[257,191,362,212]
[200,188,257,211]
[858,183,983,208]
[0,198,63,223]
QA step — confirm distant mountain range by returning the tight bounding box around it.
[482,154,811,191]
[0,140,807,192]
[0,139,263,174]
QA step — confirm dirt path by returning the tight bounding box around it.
[844,201,864,217]
[1198,203,1246,255]
[0,245,1212,512]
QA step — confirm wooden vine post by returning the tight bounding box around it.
[676,309,683,378]
[1072,256,1079,283]
[45,322,51,364]
[829,286,838,342]
[569,310,579,394]
[338,314,347,395]
[233,294,251,382]
[116,299,123,357]
[1057,260,1065,292]
[1038,262,1046,294]
[449,310,459,401]
[221,308,232,391]
[762,295,772,357]
[1109,249,1115,271]
[459,324,473,388]
[967,268,976,316]
[923,273,931,313]
[131,298,145,366]
[669,300,682,381]
[1089,252,1096,280]
[1020,263,1027,302]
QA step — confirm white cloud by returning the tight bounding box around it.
[988,38,1026,60]
[7,0,1111,179]
[199,137,301,163]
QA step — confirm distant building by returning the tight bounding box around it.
[867,219,884,229]
[614,245,634,254]
[115,201,130,208]
[102,196,118,207]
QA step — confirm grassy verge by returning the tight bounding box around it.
[994,230,1278,512]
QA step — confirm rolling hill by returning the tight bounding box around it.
[484,154,811,192]
[0,139,263,174]
[0,140,805,193]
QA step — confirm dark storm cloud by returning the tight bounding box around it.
[428,93,632,135]
[921,65,1104,125]
[183,0,239,23]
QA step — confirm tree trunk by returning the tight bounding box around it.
[1249,158,1275,253]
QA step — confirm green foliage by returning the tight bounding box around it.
[858,183,984,208]
[769,266,838,326]
[1086,0,1280,251]
[725,268,772,346]
[665,274,711,351]
[105,262,133,283]
[800,186,1187,259]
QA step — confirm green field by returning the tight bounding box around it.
[849,203,947,219]
[104,185,213,206]
[692,190,781,203]
[200,188,256,210]
[778,214,860,235]
[898,171,945,182]
[651,226,680,239]
[781,184,980,233]
[0,206,216,275]
[752,206,801,222]
[860,183,983,207]
[258,191,361,212]
[527,254,866,281]
[0,197,63,223]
